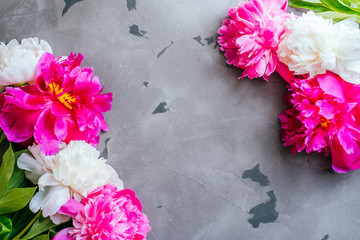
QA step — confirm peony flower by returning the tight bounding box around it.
[53,184,151,240]
[0,52,112,155]
[17,141,123,223]
[0,37,52,90]
[277,11,360,84]
[279,72,360,172]
[217,0,290,81]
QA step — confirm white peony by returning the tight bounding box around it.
[17,140,123,224]
[277,11,360,84]
[331,20,360,84]
[0,37,52,90]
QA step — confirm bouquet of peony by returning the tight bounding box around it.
[0,38,150,239]
[218,0,360,173]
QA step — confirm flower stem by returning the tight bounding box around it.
[12,211,41,240]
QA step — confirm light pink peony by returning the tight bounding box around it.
[53,184,151,240]
[217,0,290,81]
[279,72,360,172]
[0,52,112,155]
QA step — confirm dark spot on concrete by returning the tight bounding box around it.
[248,190,279,228]
[62,0,83,16]
[143,82,149,87]
[157,205,162,208]
[157,41,174,58]
[193,35,204,46]
[321,234,329,240]
[325,168,335,175]
[129,25,148,39]
[204,36,214,45]
[126,0,136,11]
[152,102,168,114]
[100,138,111,159]
[242,164,270,187]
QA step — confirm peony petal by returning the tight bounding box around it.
[262,0,287,10]
[35,52,55,85]
[73,73,102,96]
[251,56,266,78]
[330,136,360,173]
[344,84,360,103]
[17,153,46,184]
[38,172,60,190]
[0,104,40,142]
[39,39,53,54]
[50,213,71,225]
[91,93,113,113]
[317,72,345,100]
[52,228,74,240]
[3,86,44,110]
[34,108,59,156]
[316,100,335,120]
[276,61,294,84]
[51,103,71,117]
[54,117,68,141]
[58,198,84,218]
[63,119,89,143]
[29,185,70,218]
[97,113,109,131]
[109,169,124,190]
[0,51,38,85]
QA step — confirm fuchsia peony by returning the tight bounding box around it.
[53,184,151,240]
[0,52,112,155]
[217,0,290,80]
[279,72,360,172]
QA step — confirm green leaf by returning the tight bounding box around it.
[21,216,56,240]
[317,10,360,20]
[289,0,360,22]
[7,149,33,191]
[6,206,35,239]
[7,167,28,191]
[341,0,360,7]
[49,229,58,239]
[0,216,12,237]
[320,0,360,14]
[0,187,36,214]
[304,0,322,3]
[288,0,332,12]
[0,146,15,196]
[32,234,50,240]
[0,132,6,146]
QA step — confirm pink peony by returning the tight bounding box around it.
[279,72,360,172]
[53,184,151,240]
[0,52,112,155]
[217,0,290,81]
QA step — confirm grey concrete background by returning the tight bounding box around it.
[1,0,359,239]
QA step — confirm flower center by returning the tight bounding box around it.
[48,82,76,109]
[320,118,331,128]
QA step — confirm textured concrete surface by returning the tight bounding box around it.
[1,0,360,239]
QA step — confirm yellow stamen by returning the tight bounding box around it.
[320,118,331,128]
[48,82,63,95]
[58,92,76,109]
[48,82,76,109]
